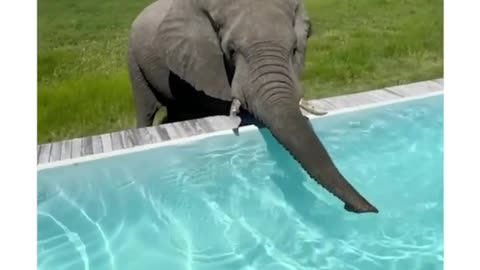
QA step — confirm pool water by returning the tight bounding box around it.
[38,95,443,270]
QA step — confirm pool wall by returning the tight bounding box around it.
[37,78,444,170]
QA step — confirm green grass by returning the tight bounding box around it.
[38,0,443,144]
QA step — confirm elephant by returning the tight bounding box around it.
[127,0,378,214]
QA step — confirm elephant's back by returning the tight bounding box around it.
[128,0,175,70]
[130,0,174,39]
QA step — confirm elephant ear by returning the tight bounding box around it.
[293,2,311,79]
[153,5,232,101]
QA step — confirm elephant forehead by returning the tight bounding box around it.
[217,0,298,18]
[228,17,296,48]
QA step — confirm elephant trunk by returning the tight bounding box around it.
[243,47,378,213]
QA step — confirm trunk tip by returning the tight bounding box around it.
[344,203,379,214]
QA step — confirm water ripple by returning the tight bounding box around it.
[38,211,89,270]
[59,191,117,270]
[37,95,443,270]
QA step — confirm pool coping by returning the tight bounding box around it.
[37,78,444,170]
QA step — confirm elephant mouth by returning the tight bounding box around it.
[229,99,326,128]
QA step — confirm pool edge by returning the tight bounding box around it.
[37,79,444,171]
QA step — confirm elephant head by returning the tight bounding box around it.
[155,0,378,213]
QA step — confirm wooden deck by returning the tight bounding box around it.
[37,78,444,165]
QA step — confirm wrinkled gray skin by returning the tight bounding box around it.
[127,0,378,213]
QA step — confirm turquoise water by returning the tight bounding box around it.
[38,95,443,270]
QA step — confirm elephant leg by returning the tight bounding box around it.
[128,59,162,128]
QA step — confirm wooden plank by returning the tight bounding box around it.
[366,89,403,101]
[38,143,52,164]
[432,78,444,87]
[177,121,195,136]
[304,88,402,113]
[196,118,214,133]
[320,95,369,109]
[37,145,41,164]
[110,131,124,151]
[163,123,181,139]
[136,127,155,144]
[100,134,113,153]
[71,138,82,158]
[170,122,189,138]
[129,128,152,146]
[60,140,72,160]
[123,129,139,146]
[308,99,338,111]
[314,97,346,110]
[319,89,397,109]
[183,120,204,136]
[80,136,93,156]
[382,88,404,97]
[120,130,135,148]
[204,116,241,131]
[92,135,103,154]
[154,125,171,141]
[189,119,208,134]
[49,142,63,162]
[205,116,228,130]
[385,81,442,97]
[145,126,162,142]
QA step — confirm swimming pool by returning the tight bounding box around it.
[38,94,443,270]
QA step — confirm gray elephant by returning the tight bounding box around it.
[127,0,378,213]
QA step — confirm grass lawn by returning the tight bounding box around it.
[38,0,443,144]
